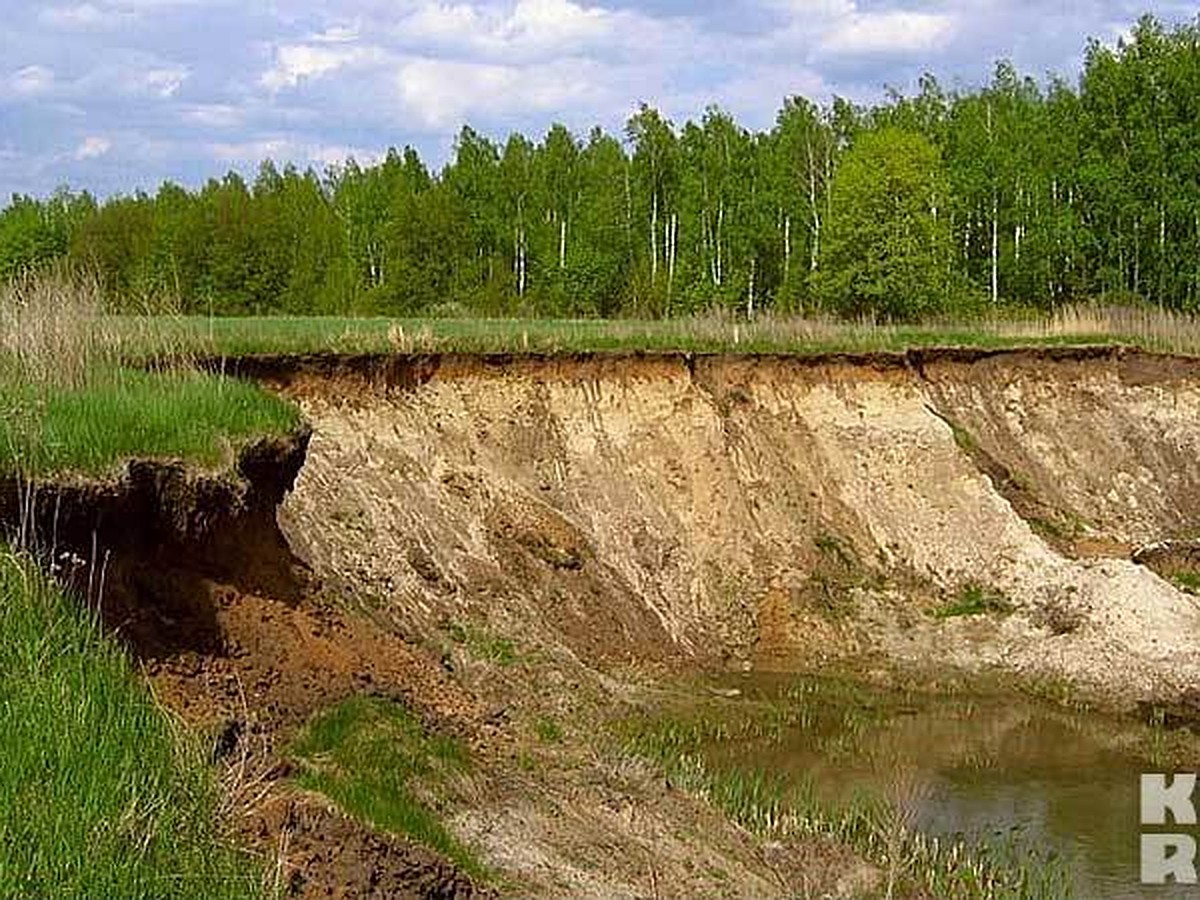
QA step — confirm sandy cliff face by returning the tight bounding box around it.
[270,348,1200,705]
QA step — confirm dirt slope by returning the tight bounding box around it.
[270,348,1200,704]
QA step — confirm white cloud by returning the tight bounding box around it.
[308,23,360,44]
[394,56,603,129]
[75,135,112,159]
[142,65,187,97]
[818,11,959,57]
[394,0,619,60]
[206,137,382,168]
[40,4,107,28]
[10,65,56,96]
[179,103,244,128]
[503,0,611,46]
[208,138,290,162]
[261,42,380,91]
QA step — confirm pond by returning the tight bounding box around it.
[686,673,1197,898]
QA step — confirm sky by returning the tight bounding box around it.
[0,0,1195,200]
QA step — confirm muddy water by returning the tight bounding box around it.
[701,675,1194,899]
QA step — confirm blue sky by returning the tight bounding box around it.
[0,1,1194,200]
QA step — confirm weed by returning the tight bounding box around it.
[1035,593,1085,635]
[933,582,1014,619]
[447,620,519,667]
[946,419,979,455]
[814,533,855,568]
[1172,571,1200,595]
[533,717,564,743]
[809,533,879,618]
[291,696,486,879]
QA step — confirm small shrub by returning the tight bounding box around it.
[1034,592,1085,635]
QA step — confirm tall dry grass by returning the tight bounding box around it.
[993,302,1200,353]
[0,268,202,391]
[0,269,114,389]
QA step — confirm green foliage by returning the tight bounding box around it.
[533,717,564,744]
[815,127,957,319]
[291,696,485,879]
[0,366,300,476]
[0,547,256,898]
[1171,571,1200,595]
[934,582,1014,619]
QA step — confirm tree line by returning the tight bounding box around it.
[3,14,1199,320]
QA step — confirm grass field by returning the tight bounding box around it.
[0,546,258,899]
[113,302,1200,358]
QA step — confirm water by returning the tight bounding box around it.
[696,674,1198,899]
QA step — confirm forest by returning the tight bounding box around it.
[3,14,1199,321]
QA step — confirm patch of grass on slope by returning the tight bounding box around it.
[291,696,486,879]
[0,366,299,477]
[933,582,1014,619]
[0,546,256,898]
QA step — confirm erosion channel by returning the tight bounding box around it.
[18,345,1200,898]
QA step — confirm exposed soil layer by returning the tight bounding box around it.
[272,345,1200,705]
[251,796,487,899]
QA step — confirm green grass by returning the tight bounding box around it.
[0,546,256,898]
[933,582,1015,619]
[0,366,299,476]
[290,696,486,880]
[533,716,564,744]
[1171,571,1200,594]
[446,620,519,666]
[102,310,1156,359]
[98,300,1200,359]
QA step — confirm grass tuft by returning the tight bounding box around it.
[446,620,519,667]
[933,582,1014,619]
[1171,571,1200,595]
[0,367,298,476]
